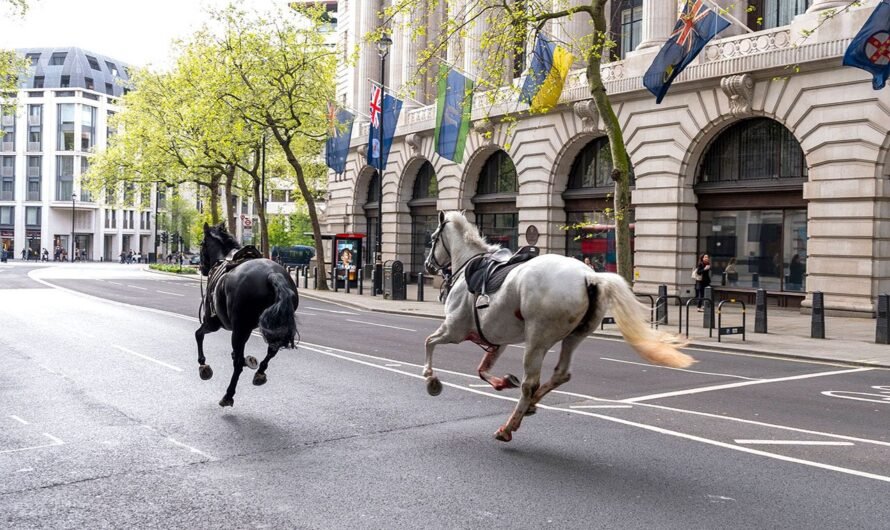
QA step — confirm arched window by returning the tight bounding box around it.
[362,171,380,267]
[409,161,438,275]
[474,150,518,250]
[698,118,806,185]
[568,137,613,190]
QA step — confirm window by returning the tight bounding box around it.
[105,209,116,229]
[49,52,66,66]
[26,53,40,66]
[1,156,13,201]
[84,77,94,91]
[105,82,114,95]
[25,206,40,226]
[568,137,614,190]
[610,0,643,59]
[477,150,518,195]
[0,206,12,225]
[1,114,14,151]
[27,156,40,201]
[86,55,101,71]
[60,75,70,88]
[56,155,74,200]
[123,183,135,206]
[475,151,518,250]
[33,76,44,89]
[410,161,438,273]
[412,161,438,200]
[748,0,810,29]
[81,106,96,151]
[105,61,118,76]
[58,104,75,151]
[270,189,288,202]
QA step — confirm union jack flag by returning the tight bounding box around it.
[369,85,383,128]
[671,0,711,53]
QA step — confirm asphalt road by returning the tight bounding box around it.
[2,262,889,529]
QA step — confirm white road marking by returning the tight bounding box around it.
[385,363,402,367]
[345,319,415,332]
[508,344,556,353]
[113,345,183,372]
[622,367,872,403]
[127,285,148,290]
[156,290,184,297]
[568,405,633,409]
[107,281,123,286]
[296,312,318,316]
[600,357,762,381]
[166,437,216,460]
[468,384,491,388]
[9,415,29,425]
[822,386,890,404]
[305,306,359,315]
[0,439,64,455]
[734,440,855,446]
[42,433,64,445]
[298,343,890,484]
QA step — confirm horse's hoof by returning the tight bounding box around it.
[253,372,267,386]
[525,404,537,416]
[505,374,520,388]
[219,396,234,407]
[245,356,258,370]
[494,428,512,442]
[198,364,213,381]
[426,376,443,396]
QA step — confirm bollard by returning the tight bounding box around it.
[722,272,727,286]
[755,288,768,334]
[417,272,424,302]
[358,269,364,296]
[703,286,714,329]
[303,266,308,289]
[811,291,825,339]
[404,272,410,298]
[371,269,376,297]
[333,265,338,292]
[313,267,318,289]
[657,284,668,324]
[345,271,351,293]
[877,294,889,344]
[752,272,760,288]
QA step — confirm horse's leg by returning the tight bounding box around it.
[424,322,462,396]
[219,327,250,407]
[194,317,221,381]
[525,332,585,416]
[477,345,519,391]
[495,342,547,442]
[252,345,279,386]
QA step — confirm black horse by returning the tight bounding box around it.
[196,222,299,407]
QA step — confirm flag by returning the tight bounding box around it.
[434,64,473,163]
[325,102,355,175]
[519,33,574,112]
[843,0,890,90]
[643,0,730,103]
[367,83,403,170]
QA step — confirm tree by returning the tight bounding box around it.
[0,1,30,96]
[383,0,635,281]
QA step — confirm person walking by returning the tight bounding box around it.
[693,253,711,311]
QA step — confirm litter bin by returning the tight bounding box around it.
[384,260,406,300]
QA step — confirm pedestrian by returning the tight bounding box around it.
[42,248,49,262]
[788,254,805,291]
[692,253,711,311]
[20,248,26,260]
[583,257,594,269]
[119,251,125,264]
[725,257,738,286]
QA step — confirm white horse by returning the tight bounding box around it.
[423,211,694,442]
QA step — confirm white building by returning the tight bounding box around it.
[325,0,890,315]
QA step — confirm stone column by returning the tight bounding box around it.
[356,0,382,116]
[389,12,405,95]
[550,0,590,67]
[636,0,677,51]
[448,0,466,65]
[463,2,488,79]
[807,0,850,13]
[399,3,425,102]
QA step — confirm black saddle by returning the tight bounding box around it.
[466,246,539,307]
[206,245,264,319]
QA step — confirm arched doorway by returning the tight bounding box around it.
[695,118,807,301]
[563,137,633,272]
[473,150,518,250]
[362,171,380,269]
[409,161,438,275]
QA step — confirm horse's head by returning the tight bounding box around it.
[200,222,239,276]
[425,211,452,274]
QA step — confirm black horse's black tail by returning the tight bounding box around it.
[259,273,298,350]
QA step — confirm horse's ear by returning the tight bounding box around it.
[217,221,227,232]
[203,222,210,233]
[438,210,445,225]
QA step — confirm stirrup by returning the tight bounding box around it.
[476,294,490,309]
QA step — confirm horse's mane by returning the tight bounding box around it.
[210,226,240,251]
[445,211,499,252]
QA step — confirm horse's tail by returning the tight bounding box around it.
[259,272,298,350]
[593,273,694,368]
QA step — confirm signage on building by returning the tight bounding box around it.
[26,230,41,238]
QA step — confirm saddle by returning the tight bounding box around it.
[466,246,540,309]
[205,245,264,319]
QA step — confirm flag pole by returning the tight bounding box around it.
[701,0,754,34]
[367,78,426,107]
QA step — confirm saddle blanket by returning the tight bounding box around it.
[466,246,539,296]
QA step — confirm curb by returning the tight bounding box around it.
[298,290,890,370]
[142,266,201,281]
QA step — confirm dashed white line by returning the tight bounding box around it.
[568,405,633,409]
[622,367,872,403]
[9,415,29,425]
[296,311,318,316]
[107,281,123,286]
[42,433,65,445]
[306,306,360,315]
[734,440,855,446]
[600,357,762,381]
[0,434,64,455]
[113,344,183,372]
[166,437,216,460]
[127,285,148,290]
[345,319,415,332]
[385,363,402,367]
[156,290,184,297]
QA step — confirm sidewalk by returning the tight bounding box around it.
[294,274,890,369]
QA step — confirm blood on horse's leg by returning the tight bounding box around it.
[527,334,582,414]
[476,344,518,391]
[220,328,250,407]
[253,345,278,386]
[495,344,546,442]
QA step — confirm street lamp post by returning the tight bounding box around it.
[70,193,76,263]
[153,183,160,263]
[374,33,392,296]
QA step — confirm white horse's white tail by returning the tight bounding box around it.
[595,274,695,369]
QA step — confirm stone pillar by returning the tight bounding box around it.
[400,3,426,102]
[448,0,466,65]
[463,2,488,78]
[636,0,677,51]
[356,0,382,116]
[389,11,405,94]
[807,0,850,13]
[550,0,590,67]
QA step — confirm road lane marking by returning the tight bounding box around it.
[600,357,762,381]
[569,405,633,409]
[166,437,216,460]
[113,345,183,372]
[127,285,148,290]
[822,386,890,404]
[385,363,402,367]
[734,440,854,446]
[42,433,64,445]
[296,311,318,316]
[345,319,415,332]
[469,384,491,388]
[9,415,29,425]
[107,281,123,286]
[622,367,872,403]
[298,343,890,484]
[156,290,185,297]
[0,434,64,455]
[305,306,359,315]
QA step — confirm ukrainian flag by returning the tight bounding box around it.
[519,34,574,113]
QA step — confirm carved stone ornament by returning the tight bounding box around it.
[573,100,599,131]
[406,133,423,154]
[472,119,494,143]
[357,143,367,158]
[720,74,755,117]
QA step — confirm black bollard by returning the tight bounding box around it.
[371,269,376,297]
[417,272,424,302]
[333,265,338,292]
[877,294,890,344]
[345,271,351,293]
[811,291,825,339]
[313,267,318,289]
[755,288,768,334]
[657,284,668,325]
[703,286,714,329]
[358,269,364,296]
[722,272,727,286]
[752,272,760,288]
[303,266,308,289]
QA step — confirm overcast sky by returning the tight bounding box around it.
[0,0,285,69]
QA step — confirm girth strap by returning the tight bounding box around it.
[472,294,498,350]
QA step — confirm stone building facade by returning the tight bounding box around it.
[325,0,890,315]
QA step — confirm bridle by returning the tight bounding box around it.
[427,220,451,273]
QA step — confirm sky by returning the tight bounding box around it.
[0,0,284,69]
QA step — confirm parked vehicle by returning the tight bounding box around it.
[271,245,315,267]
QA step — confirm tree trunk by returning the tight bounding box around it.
[588,0,633,284]
[269,127,329,291]
[208,174,221,225]
[224,165,236,234]
[250,175,269,258]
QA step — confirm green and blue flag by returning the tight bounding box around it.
[435,64,473,163]
[843,0,890,90]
